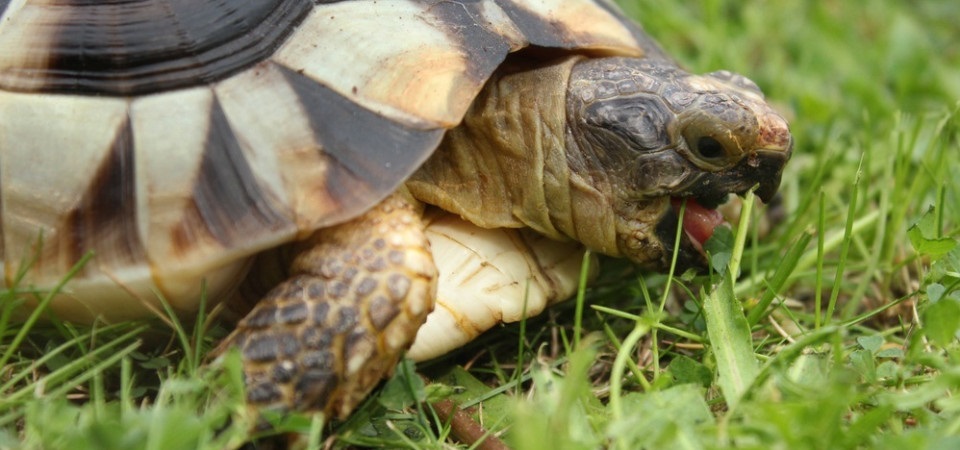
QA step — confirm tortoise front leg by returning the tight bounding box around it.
[219,193,437,419]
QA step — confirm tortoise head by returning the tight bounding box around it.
[566,57,792,270]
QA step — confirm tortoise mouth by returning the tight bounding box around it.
[654,148,790,271]
[656,195,736,271]
[670,197,726,255]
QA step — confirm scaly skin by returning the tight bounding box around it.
[410,55,791,270]
[217,193,436,419]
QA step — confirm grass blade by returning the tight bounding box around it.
[704,271,759,409]
[703,190,760,409]
[746,230,813,326]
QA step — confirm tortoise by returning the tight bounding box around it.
[0,0,792,420]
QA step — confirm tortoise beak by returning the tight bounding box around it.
[653,141,792,271]
[737,147,792,203]
[686,143,792,206]
[754,150,790,203]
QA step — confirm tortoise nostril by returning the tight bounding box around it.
[696,136,726,160]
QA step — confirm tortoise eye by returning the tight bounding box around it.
[695,136,726,160]
[681,114,741,169]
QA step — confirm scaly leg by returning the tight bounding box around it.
[219,193,436,419]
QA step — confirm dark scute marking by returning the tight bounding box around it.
[242,304,278,329]
[387,250,404,265]
[272,360,297,383]
[0,1,10,20]
[243,333,280,362]
[60,117,147,272]
[278,302,309,324]
[229,332,248,350]
[246,379,283,404]
[427,1,512,84]
[277,66,444,208]
[181,97,291,248]
[280,277,306,299]
[355,277,377,297]
[16,1,313,96]
[295,368,335,409]
[307,279,326,300]
[494,0,576,49]
[342,267,358,283]
[343,329,373,361]
[301,328,333,350]
[301,349,334,369]
[298,367,334,387]
[333,307,358,333]
[277,332,301,358]
[311,298,330,324]
[368,296,399,332]
[319,257,343,278]
[328,281,348,299]
[364,257,387,273]
[386,274,411,302]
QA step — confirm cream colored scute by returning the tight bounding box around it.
[274,0,641,130]
[508,0,641,53]
[9,262,244,323]
[476,0,528,51]
[0,90,173,321]
[0,0,60,92]
[407,211,596,361]
[274,1,478,128]
[130,87,294,309]
[0,91,128,284]
[131,86,216,289]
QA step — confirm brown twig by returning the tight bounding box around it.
[431,399,510,450]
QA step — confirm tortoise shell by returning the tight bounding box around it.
[0,0,658,321]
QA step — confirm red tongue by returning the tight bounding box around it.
[671,198,724,246]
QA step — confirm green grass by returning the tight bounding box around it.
[2,0,959,448]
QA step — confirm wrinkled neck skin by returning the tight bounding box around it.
[409,53,791,269]
[406,55,665,266]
